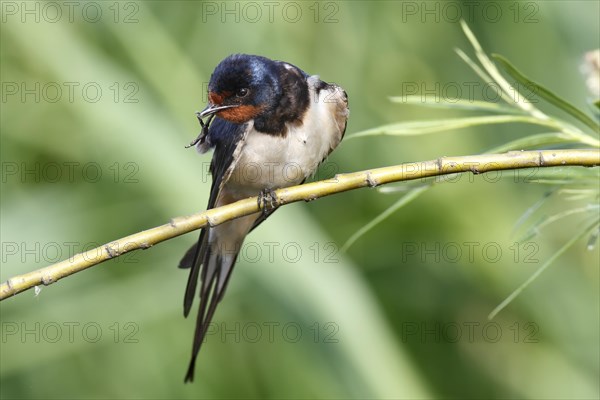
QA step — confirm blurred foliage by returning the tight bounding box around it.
[346,19,600,321]
[1,1,599,399]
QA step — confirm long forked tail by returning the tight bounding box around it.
[182,229,240,383]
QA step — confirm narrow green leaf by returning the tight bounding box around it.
[454,48,517,107]
[485,132,576,153]
[525,166,600,181]
[347,115,547,139]
[493,54,600,134]
[489,219,599,320]
[454,48,491,81]
[523,167,600,186]
[511,190,555,238]
[389,96,521,114]
[378,181,432,193]
[460,21,547,119]
[563,192,599,201]
[527,179,598,185]
[340,187,428,253]
[558,188,599,201]
[519,215,548,242]
[519,205,598,242]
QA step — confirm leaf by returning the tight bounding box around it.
[527,178,599,185]
[389,96,522,114]
[485,132,577,153]
[378,181,431,193]
[519,205,598,242]
[511,190,555,238]
[455,48,494,84]
[347,115,547,139]
[460,21,547,119]
[454,48,525,111]
[558,188,600,201]
[522,167,600,186]
[493,54,600,134]
[488,219,599,320]
[340,187,428,253]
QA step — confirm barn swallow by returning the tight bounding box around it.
[179,54,349,382]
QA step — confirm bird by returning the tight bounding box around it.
[179,54,349,382]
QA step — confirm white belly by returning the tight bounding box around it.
[230,125,325,190]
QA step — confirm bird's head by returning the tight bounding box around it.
[198,54,281,124]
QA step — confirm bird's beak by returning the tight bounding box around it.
[187,103,238,149]
[196,103,237,119]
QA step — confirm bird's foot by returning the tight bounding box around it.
[257,188,279,217]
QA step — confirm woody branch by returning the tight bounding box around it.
[1,148,598,301]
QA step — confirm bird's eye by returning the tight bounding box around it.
[236,88,249,98]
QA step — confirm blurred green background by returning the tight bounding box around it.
[1,1,598,399]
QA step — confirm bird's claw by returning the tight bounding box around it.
[257,188,278,216]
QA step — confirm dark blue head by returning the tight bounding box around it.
[200,54,282,124]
